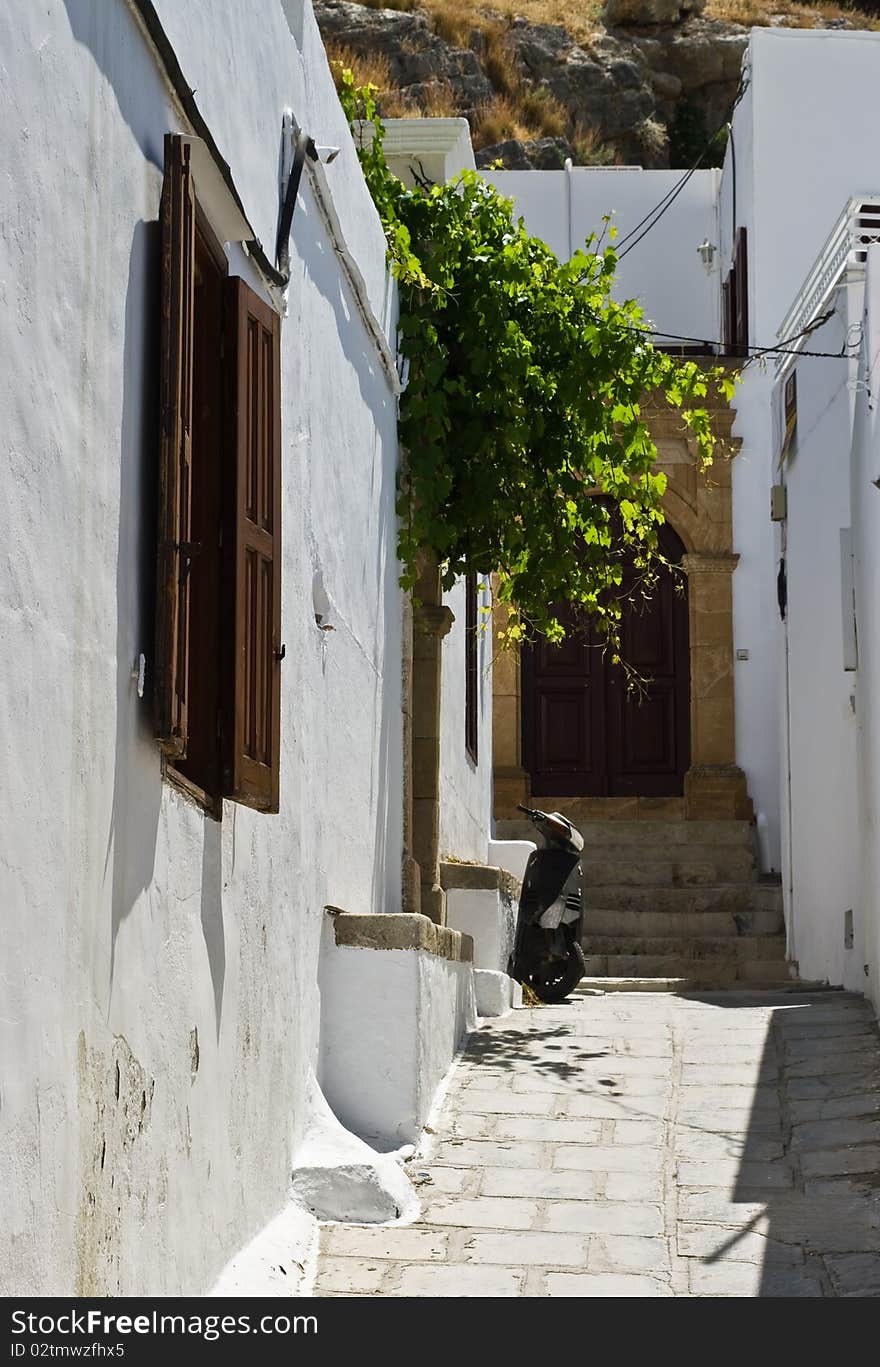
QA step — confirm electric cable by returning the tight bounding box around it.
[639,311,857,362]
[614,78,749,262]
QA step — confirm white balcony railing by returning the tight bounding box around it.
[775,196,880,372]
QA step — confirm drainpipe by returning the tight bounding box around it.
[564,156,573,263]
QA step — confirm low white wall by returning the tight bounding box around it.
[445,886,517,975]
[318,919,476,1150]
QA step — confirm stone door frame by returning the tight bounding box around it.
[493,381,752,823]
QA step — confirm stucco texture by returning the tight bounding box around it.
[0,0,403,1294]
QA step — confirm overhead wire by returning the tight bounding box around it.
[614,77,749,263]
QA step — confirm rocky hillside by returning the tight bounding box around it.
[315,0,874,168]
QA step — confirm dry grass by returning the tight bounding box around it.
[325,39,417,117]
[571,122,620,166]
[472,96,536,147]
[705,0,880,27]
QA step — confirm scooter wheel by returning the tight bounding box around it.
[527,943,586,1004]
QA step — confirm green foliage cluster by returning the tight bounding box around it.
[337,70,736,644]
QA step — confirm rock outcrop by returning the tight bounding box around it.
[315,1,856,169]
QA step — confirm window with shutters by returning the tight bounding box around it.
[465,573,479,763]
[154,133,283,816]
[722,227,749,358]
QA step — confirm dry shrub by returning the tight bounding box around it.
[518,86,568,137]
[472,96,534,148]
[571,122,620,166]
[421,81,460,117]
[705,0,880,26]
[483,22,520,94]
[324,40,416,118]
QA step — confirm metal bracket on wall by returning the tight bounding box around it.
[276,116,313,279]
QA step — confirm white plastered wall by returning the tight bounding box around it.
[851,252,880,1011]
[0,0,404,1295]
[775,300,863,989]
[439,575,494,863]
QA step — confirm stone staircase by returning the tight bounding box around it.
[496,816,798,990]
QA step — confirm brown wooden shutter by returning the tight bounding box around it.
[155,133,196,757]
[224,277,282,812]
[734,227,749,357]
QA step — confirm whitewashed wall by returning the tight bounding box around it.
[851,253,880,1012]
[774,302,864,990]
[0,0,403,1295]
[721,28,880,874]
[486,167,721,344]
[439,576,493,863]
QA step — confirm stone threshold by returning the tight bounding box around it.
[439,861,521,897]
[326,907,473,964]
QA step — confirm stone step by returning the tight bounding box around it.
[585,883,783,915]
[583,908,784,938]
[581,953,798,987]
[581,849,757,885]
[496,818,756,847]
[581,934,787,962]
[576,977,692,994]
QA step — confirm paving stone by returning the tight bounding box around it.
[545,1200,663,1237]
[390,1264,524,1297]
[789,1094,880,1124]
[676,1159,793,1191]
[791,1116,880,1150]
[420,1197,538,1229]
[609,1119,665,1146]
[825,1252,880,1296]
[800,1144,880,1178]
[565,1092,668,1119]
[545,1272,671,1296]
[313,1257,389,1294]
[553,1143,662,1174]
[676,1084,780,1112]
[680,1063,778,1087]
[488,1115,604,1143]
[479,1166,601,1200]
[675,1106,782,1135]
[313,989,880,1299]
[410,1166,469,1194]
[587,1234,671,1273]
[453,1088,556,1115]
[788,1072,880,1101]
[430,1138,546,1168]
[461,1230,587,1267]
[676,1221,803,1264]
[674,1130,784,1163]
[784,1034,879,1060]
[688,1260,823,1297]
[323,1225,448,1261]
[604,1171,665,1202]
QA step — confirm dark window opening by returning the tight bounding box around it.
[722,226,749,358]
[465,573,479,764]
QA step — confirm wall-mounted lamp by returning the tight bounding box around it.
[697,239,716,274]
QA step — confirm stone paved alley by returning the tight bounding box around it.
[315,989,880,1297]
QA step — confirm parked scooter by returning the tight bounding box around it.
[510,805,586,1003]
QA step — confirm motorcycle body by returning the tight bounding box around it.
[511,806,586,1003]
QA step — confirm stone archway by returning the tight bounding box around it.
[493,375,752,823]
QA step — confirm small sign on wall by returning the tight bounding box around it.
[780,370,797,461]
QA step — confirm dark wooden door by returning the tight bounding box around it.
[522,523,690,798]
